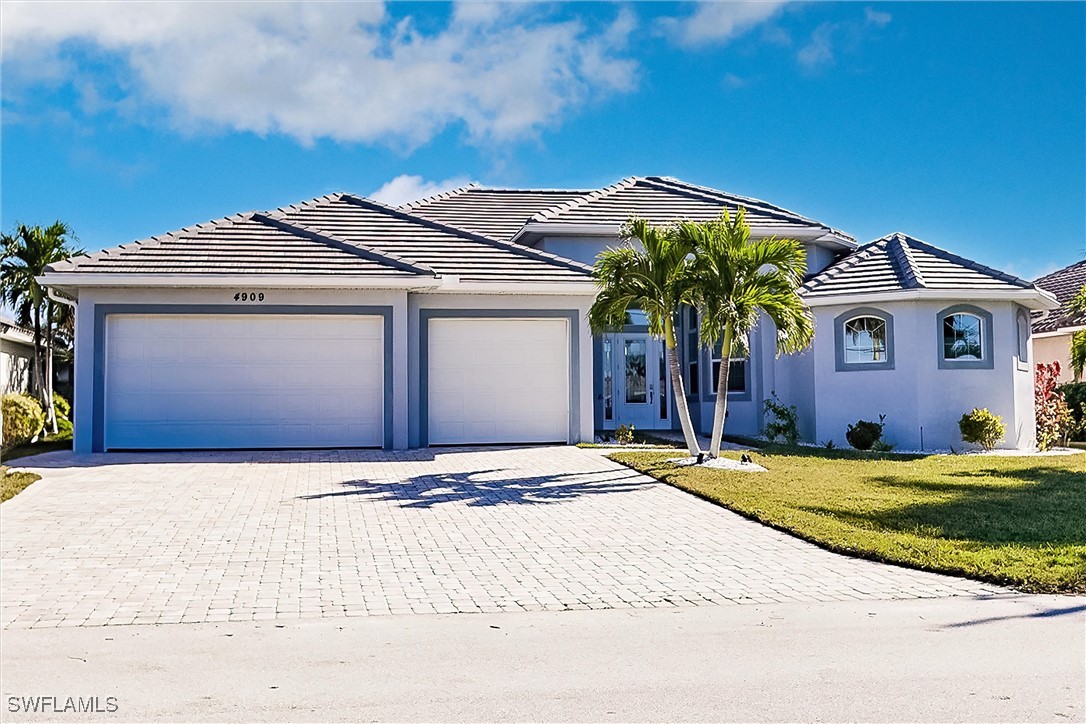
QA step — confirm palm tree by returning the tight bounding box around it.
[1,222,81,433]
[588,218,701,455]
[682,208,814,457]
[1068,285,1086,382]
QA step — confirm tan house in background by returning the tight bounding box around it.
[1033,259,1086,383]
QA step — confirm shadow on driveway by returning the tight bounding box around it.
[298,467,649,508]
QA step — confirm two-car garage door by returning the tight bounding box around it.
[104,314,384,450]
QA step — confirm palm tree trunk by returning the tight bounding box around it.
[44,299,57,434]
[31,303,44,401]
[664,316,700,456]
[709,325,734,458]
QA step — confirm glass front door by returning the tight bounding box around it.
[612,333,671,430]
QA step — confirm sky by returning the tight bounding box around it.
[1,1,1084,281]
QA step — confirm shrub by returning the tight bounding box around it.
[614,424,635,445]
[1059,382,1086,442]
[1036,362,1072,451]
[763,392,799,446]
[52,392,71,421]
[846,414,886,451]
[871,439,895,453]
[2,394,45,453]
[958,408,1005,450]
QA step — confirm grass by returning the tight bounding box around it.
[1,466,41,503]
[610,445,1086,593]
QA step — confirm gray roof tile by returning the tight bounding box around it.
[404,185,590,241]
[801,232,1036,298]
[1032,259,1086,332]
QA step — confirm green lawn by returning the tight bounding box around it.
[3,430,73,463]
[610,447,1086,593]
[1,466,41,503]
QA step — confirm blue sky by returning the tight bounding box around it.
[2,1,1083,280]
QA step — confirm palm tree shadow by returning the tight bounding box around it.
[800,465,1086,545]
[298,467,649,508]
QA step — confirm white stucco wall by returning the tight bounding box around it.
[810,299,1036,450]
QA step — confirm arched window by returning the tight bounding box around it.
[834,308,894,371]
[844,316,887,364]
[942,313,983,361]
[936,305,993,370]
[1016,309,1030,369]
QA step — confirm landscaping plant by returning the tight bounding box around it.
[958,407,1005,450]
[763,392,800,446]
[1035,361,1072,451]
[2,393,45,454]
[682,209,813,458]
[845,414,886,451]
[589,218,701,455]
[613,424,636,445]
[1059,382,1086,442]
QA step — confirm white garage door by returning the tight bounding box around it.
[428,317,569,445]
[104,314,384,450]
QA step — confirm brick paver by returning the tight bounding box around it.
[1,447,999,628]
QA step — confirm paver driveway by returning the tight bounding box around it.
[1,446,999,628]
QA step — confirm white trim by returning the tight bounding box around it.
[511,221,846,245]
[429,280,597,295]
[38,273,444,291]
[1033,326,1085,338]
[804,288,1058,310]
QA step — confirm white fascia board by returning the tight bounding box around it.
[427,279,598,296]
[511,221,839,244]
[1033,326,1085,338]
[804,288,1059,310]
[37,274,443,291]
[813,232,857,249]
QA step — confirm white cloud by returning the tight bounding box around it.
[658,2,789,48]
[1,1,638,147]
[797,7,892,70]
[865,7,893,28]
[370,174,472,206]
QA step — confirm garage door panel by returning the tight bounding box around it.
[428,318,569,445]
[105,314,384,450]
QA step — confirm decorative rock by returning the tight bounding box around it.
[667,456,768,472]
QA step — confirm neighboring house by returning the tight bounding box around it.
[1,316,34,395]
[1032,259,1086,383]
[41,177,1057,453]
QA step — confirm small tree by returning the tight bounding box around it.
[1035,361,1072,451]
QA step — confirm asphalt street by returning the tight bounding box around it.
[2,594,1083,722]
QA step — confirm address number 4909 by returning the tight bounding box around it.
[234,292,265,302]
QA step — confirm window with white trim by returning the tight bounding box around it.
[686,307,699,396]
[711,336,748,394]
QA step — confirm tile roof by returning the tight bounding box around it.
[801,232,1037,299]
[527,176,854,241]
[270,194,593,283]
[404,185,590,241]
[47,195,593,284]
[1032,259,1086,333]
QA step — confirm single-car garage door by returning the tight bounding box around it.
[428,317,569,445]
[104,314,384,450]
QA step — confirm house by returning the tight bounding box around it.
[1032,259,1086,384]
[41,177,1057,453]
[1,315,34,395]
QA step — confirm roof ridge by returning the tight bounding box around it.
[528,176,642,222]
[400,183,480,211]
[250,213,435,276]
[881,232,1034,289]
[1035,257,1086,284]
[887,233,926,289]
[644,176,819,227]
[335,193,593,275]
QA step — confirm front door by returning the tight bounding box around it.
[614,333,671,430]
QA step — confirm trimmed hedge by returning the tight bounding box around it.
[2,394,45,453]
